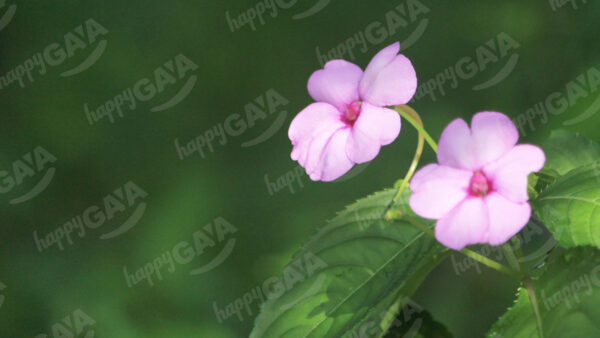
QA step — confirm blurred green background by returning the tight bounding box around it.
[1,0,599,337]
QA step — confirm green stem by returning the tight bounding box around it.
[524,276,545,338]
[394,105,438,153]
[460,249,522,279]
[506,239,545,338]
[392,105,425,204]
[501,244,521,271]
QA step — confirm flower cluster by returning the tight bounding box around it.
[287,43,545,249]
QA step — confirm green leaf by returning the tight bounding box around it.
[534,164,600,248]
[250,189,447,338]
[541,130,600,175]
[487,247,600,337]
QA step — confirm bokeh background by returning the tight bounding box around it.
[1,0,599,337]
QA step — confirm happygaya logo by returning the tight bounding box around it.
[514,66,600,135]
[34,309,96,338]
[85,53,198,125]
[213,252,327,323]
[550,0,588,11]
[174,89,289,161]
[414,32,520,102]
[0,146,57,204]
[123,217,238,288]
[346,299,426,337]
[0,18,108,90]
[316,0,430,67]
[226,0,330,32]
[34,181,148,252]
[0,0,16,32]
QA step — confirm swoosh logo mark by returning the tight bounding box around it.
[0,2,16,32]
[9,168,55,204]
[151,75,198,112]
[292,0,330,20]
[333,162,370,183]
[189,238,236,275]
[99,202,146,240]
[60,40,107,77]
[562,92,600,126]
[518,225,561,264]
[472,54,519,91]
[517,236,558,264]
[401,19,429,51]
[278,274,326,311]
[241,111,287,148]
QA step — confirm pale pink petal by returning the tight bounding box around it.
[409,164,472,219]
[303,127,352,181]
[435,198,489,250]
[483,144,546,203]
[471,112,519,166]
[315,128,354,182]
[360,55,417,106]
[289,103,345,164]
[485,192,531,246]
[438,112,522,171]
[359,43,400,97]
[302,126,342,177]
[359,42,417,107]
[345,102,401,163]
[437,118,479,171]
[307,60,363,112]
[363,42,399,72]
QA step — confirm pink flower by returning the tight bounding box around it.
[288,42,417,181]
[409,112,545,250]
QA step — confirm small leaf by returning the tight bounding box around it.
[487,247,600,337]
[250,189,447,337]
[541,130,600,175]
[534,164,600,248]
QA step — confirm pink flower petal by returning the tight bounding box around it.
[289,102,345,164]
[437,112,520,171]
[313,128,354,182]
[437,118,479,170]
[307,60,363,112]
[471,112,519,166]
[485,192,531,246]
[483,144,546,203]
[435,198,489,250]
[345,102,401,163]
[362,42,400,79]
[359,42,417,106]
[302,127,352,182]
[409,164,472,219]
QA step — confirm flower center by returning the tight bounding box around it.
[343,101,362,125]
[469,171,491,197]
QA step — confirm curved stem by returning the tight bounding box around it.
[505,239,545,338]
[394,105,438,153]
[392,106,425,204]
